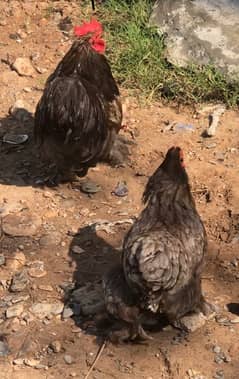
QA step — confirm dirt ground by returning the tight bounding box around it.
[0,1,239,379]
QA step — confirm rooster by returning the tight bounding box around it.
[34,19,129,183]
[104,147,211,341]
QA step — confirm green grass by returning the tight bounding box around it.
[80,0,239,106]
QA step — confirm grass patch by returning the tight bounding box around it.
[80,0,239,106]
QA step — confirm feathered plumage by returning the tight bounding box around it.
[103,147,209,341]
[34,21,128,183]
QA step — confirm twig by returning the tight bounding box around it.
[84,340,106,379]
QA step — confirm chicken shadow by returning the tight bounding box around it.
[66,225,170,341]
[0,109,53,188]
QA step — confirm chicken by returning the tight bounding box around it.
[34,19,129,183]
[103,147,210,340]
[123,146,209,319]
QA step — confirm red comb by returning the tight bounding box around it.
[74,19,105,53]
[74,18,103,37]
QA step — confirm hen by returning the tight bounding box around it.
[34,19,128,183]
[104,147,210,341]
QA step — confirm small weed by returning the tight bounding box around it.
[80,0,239,106]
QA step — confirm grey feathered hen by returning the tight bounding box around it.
[103,147,209,341]
[120,147,209,334]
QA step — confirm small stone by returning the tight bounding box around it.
[0,254,5,266]
[6,303,24,318]
[6,251,26,271]
[64,354,73,365]
[70,373,77,377]
[71,245,85,255]
[173,312,206,332]
[39,232,62,247]
[24,358,41,367]
[231,258,238,267]
[38,285,53,292]
[0,340,10,357]
[80,208,90,216]
[10,270,29,292]
[3,211,42,237]
[214,370,224,379]
[12,57,35,77]
[9,99,32,122]
[214,355,224,364]
[28,261,46,278]
[230,316,239,324]
[112,181,128,197]
[79,180,101,194]
[213,345,221,354]
[30,302,64,319]
[13,358,24,365]
[62,306,74,319]
[50,340,61,353]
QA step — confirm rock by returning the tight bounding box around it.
[6,251,26,271]
[112,181,128,197]
[24,358,41,367]
[10,270,29,292]
[6,303,24,318]
[80,208,90,217]
[64,354,73,365]
[13,358,24,365]
[214,370,224,379]
[0,254,5,266]
[79,180,101,194]
[62,306,74,319]
[38,285,53,292]
[12,57,35,77]
[213,345,221,354]
[0,340,10,357]
[9,99,32,122]
[28,261,46,278]
[50,340,61,353]
[3,211,42,237]
[150,0,239,78]
[39,232,62,247]
[71,245,85,255]
[30,302,64,319]
[173,312,206,332]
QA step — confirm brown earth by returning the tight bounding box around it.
[0,2,239,379]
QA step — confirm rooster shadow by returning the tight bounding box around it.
[66,225,170,342]
[0,109,48,187]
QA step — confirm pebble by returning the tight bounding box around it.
[2,211,42,237]
[38,285,53,292]
[0,340,10,357]
[30,302,64,319]
[10,270,29,292]
[9,99,32,122]
[6,251,26,271]
[28,261,47,278]
[213,345,221,354]
[12,57,35,77]
[0,254,5,266]
[70,373,77,377]
[71,245,85,255]
[39,232,62,247]
[6,303,24,318]
[50,340,61,353]
[112,181,128,197]
[62,306,74,319]
[173,312,206,332]
[13,358,24,365]
[64,354,73,365]
[24,358,41,367]
[80,208,90,217]
[79,180,101,194]
[214,370,225,379]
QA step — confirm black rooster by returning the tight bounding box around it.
[104,147,210,341]
[34,19,128,183]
